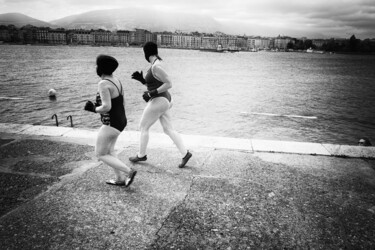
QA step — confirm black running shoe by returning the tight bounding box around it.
[178,151,192,168]
[105,179,125,186]
[125,170,137,187]
[129,154,147,162]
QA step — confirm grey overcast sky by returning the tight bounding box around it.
[1,0,374,39]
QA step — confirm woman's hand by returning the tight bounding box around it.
[142,90,158,102]
[131,71,146,84]
[84,101,96,113]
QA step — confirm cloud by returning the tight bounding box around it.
[0,0,374,38]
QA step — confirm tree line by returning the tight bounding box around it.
[287,35,375,53]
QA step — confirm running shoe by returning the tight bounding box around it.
[178,151,192,168]
[129,154,147,162]
[125,170,137,187]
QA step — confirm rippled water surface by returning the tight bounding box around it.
[1,45,374,145]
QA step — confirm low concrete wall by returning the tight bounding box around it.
[0,123,374,159]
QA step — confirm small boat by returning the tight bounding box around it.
[199,44,226,53]
[306,48,313,53]
[306,47,325,54]
[228,48,240,53]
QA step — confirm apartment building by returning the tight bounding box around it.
[202,36,218,49]
[247,38,272,50]
[36,28,49,43]
[117,30,133,46]
[92,30,113,45]
[180,35,193,49]
[191,35,202,49]
[68,30,94,45]
[134,29,155,45]
[170,34,192,48]
[157,33,172,47]
[47,30,66,45]
[235,37,248,50]
[274,36,293,50]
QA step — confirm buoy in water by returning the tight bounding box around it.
[48,89,56,97]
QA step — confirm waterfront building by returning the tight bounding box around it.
[216,32,236,49]
[68,30,94,45]
[171,34,182,48]
[36,28,49,44]
[156,34,162,46]
[156,33,173,47]
[191,35,202,49]
[260,38,272,50]
[134,29,154,45]
[247,37,271,50]
[112,32,119,46]
[117,30,132,46]
[126,31,136,45]
[230,36,241,50]
[181,34,193,49]
[199,35,247,50]
[247,38,256,49]
[217,36,230,49]
[92,30,112,45]
[145,30,154,43]
[47,29,67,45]
[210,33,238,50]
[201,36,218,49]
[169,33,193,48]
[235,36,248,50]
[274,35,293,50]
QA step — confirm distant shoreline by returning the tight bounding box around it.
[1,43,375,55]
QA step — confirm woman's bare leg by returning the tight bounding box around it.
[96,125,131,180]
[159,108,188,156]
[108,134,124,181]
[137,97,169,157]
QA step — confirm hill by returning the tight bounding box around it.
[50,8,222,33]
[0,13,52,27]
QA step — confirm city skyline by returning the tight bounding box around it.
[1,0,375,39]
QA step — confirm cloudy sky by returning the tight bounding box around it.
[1,0,374,39]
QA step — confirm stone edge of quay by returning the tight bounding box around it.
[0,123,374,159]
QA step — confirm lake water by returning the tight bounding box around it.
[1,45,374,145]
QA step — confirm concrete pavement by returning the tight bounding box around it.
[0,123,374,249]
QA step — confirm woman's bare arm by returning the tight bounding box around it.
[152,64,172,93]
[96,81,112,113]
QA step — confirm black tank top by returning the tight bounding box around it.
[95,79,127,132]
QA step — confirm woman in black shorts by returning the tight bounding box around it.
[84,55,136,187]
[130,42,192,168]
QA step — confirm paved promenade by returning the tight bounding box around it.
[0,123,374,249]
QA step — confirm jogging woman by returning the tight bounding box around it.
[130,42,192,168]
[84,55,137,187]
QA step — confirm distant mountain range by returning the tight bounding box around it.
[0,13,54,28]
[0,8,222,33]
